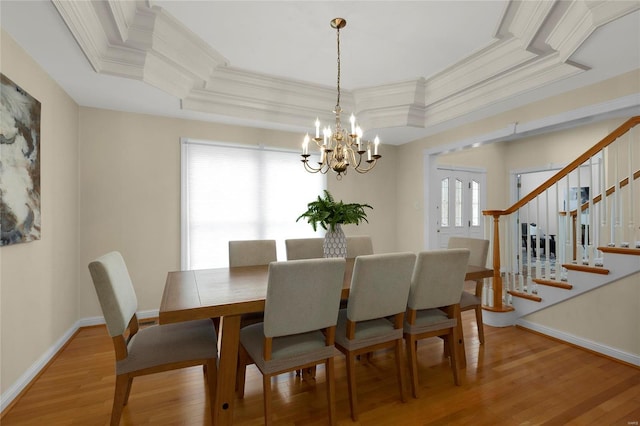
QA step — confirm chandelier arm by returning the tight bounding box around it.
[302,158,325,174]
[353,159,379,174]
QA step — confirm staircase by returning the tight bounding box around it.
[481,117,640,330]
[484,247,640,326]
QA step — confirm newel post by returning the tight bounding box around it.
[491,214,503,309]
[483,210,504,310]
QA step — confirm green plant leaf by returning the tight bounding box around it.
[296,190,372,232]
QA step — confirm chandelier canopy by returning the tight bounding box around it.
[301,18,381,180]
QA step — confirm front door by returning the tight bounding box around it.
[436,168,486,248]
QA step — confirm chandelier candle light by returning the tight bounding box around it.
[301,18,381,180]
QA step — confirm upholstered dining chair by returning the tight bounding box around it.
[447,237,490,344]
[229,239,277,267]
[229,239,278,380]
[345,235,374,258]
[236,258,346,426]
[284,237,324,260]
[88,251,218,426]
[404,248,470,398]
[335,252,416,421]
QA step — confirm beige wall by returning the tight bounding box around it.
[524,272,640,356]
[1,30,80,394]
[77,108,398,318]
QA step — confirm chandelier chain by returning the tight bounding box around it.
[336,25,341,110]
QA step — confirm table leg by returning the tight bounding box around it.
[215,314,241,426]
[455,305,467,369]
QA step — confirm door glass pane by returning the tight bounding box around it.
[455,179,463,226]
[441,178,449,227]
[471,180,479,226]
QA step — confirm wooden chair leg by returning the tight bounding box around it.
[122,377,133,406]
[394,339,407,403]
[346,353,358,421]
[449,329,462,386]
[405,335,419,398]
[236,345,249,398]
[263,374,272,426]
[111,374,130,426]
[475,306,485,344]
[325,358,337,426]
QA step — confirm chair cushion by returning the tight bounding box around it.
[460,291,481,309]
[403,308,457,335]
[117,319,217,375]
[240,323,339,375]
[335,310,402,351]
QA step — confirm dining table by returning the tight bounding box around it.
[159,259,493,425]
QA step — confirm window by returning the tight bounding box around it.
[455,178,463,227]
[441,178,449,227]
[471,180,479,226]
[181,139,325,269]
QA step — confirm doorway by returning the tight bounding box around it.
[436,168,486,248]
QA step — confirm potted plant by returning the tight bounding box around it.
[297,190,372,258]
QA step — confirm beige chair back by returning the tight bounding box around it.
[264,258,346,337]
[284,238,324,260]
[408,249,470,310]
[447,237,489,267]
[229,239,277,267]
[346,236,374,258]
[88,251,138,337]
[347,253,415,322]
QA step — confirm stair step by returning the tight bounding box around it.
[532,279,573,290]
[507,290,542,302]
[598,246,640,256]
[562,263,610,275]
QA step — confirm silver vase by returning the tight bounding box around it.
[323,224,347,258]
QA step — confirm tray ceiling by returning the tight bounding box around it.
[1,1,639,144]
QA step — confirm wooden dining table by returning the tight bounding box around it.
[159,260,493,425]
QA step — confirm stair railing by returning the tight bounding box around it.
[482,116,640,311]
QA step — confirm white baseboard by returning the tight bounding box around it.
[0,309,159,413]
[1,319,80,412]
[517,319,640,366]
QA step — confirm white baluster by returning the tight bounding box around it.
[544,190,550,279]
[628,134,634,247]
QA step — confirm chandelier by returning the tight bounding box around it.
[301,18,381,180]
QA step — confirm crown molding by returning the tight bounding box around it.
[424,53,585,127]
[508,0,557,50]
[52,0,227,98]
[104,0,137,43]
[547,0,640,62]
[52,0,639,142]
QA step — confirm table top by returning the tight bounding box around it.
[159,260,492,325]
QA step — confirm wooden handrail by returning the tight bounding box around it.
[483,116,640,218]
[566,168,640,218]
[481,116,639,310]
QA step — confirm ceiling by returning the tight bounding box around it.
[1,1,639,145]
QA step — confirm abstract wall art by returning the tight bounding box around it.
[1,73,41,246]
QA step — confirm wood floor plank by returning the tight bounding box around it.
[2,313,639,425]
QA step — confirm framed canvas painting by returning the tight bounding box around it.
[0,73,41,246]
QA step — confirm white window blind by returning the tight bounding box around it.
[181,139,326,270]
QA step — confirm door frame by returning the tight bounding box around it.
[424,152,487,250]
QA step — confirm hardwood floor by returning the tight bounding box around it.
[2,313,639,425]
